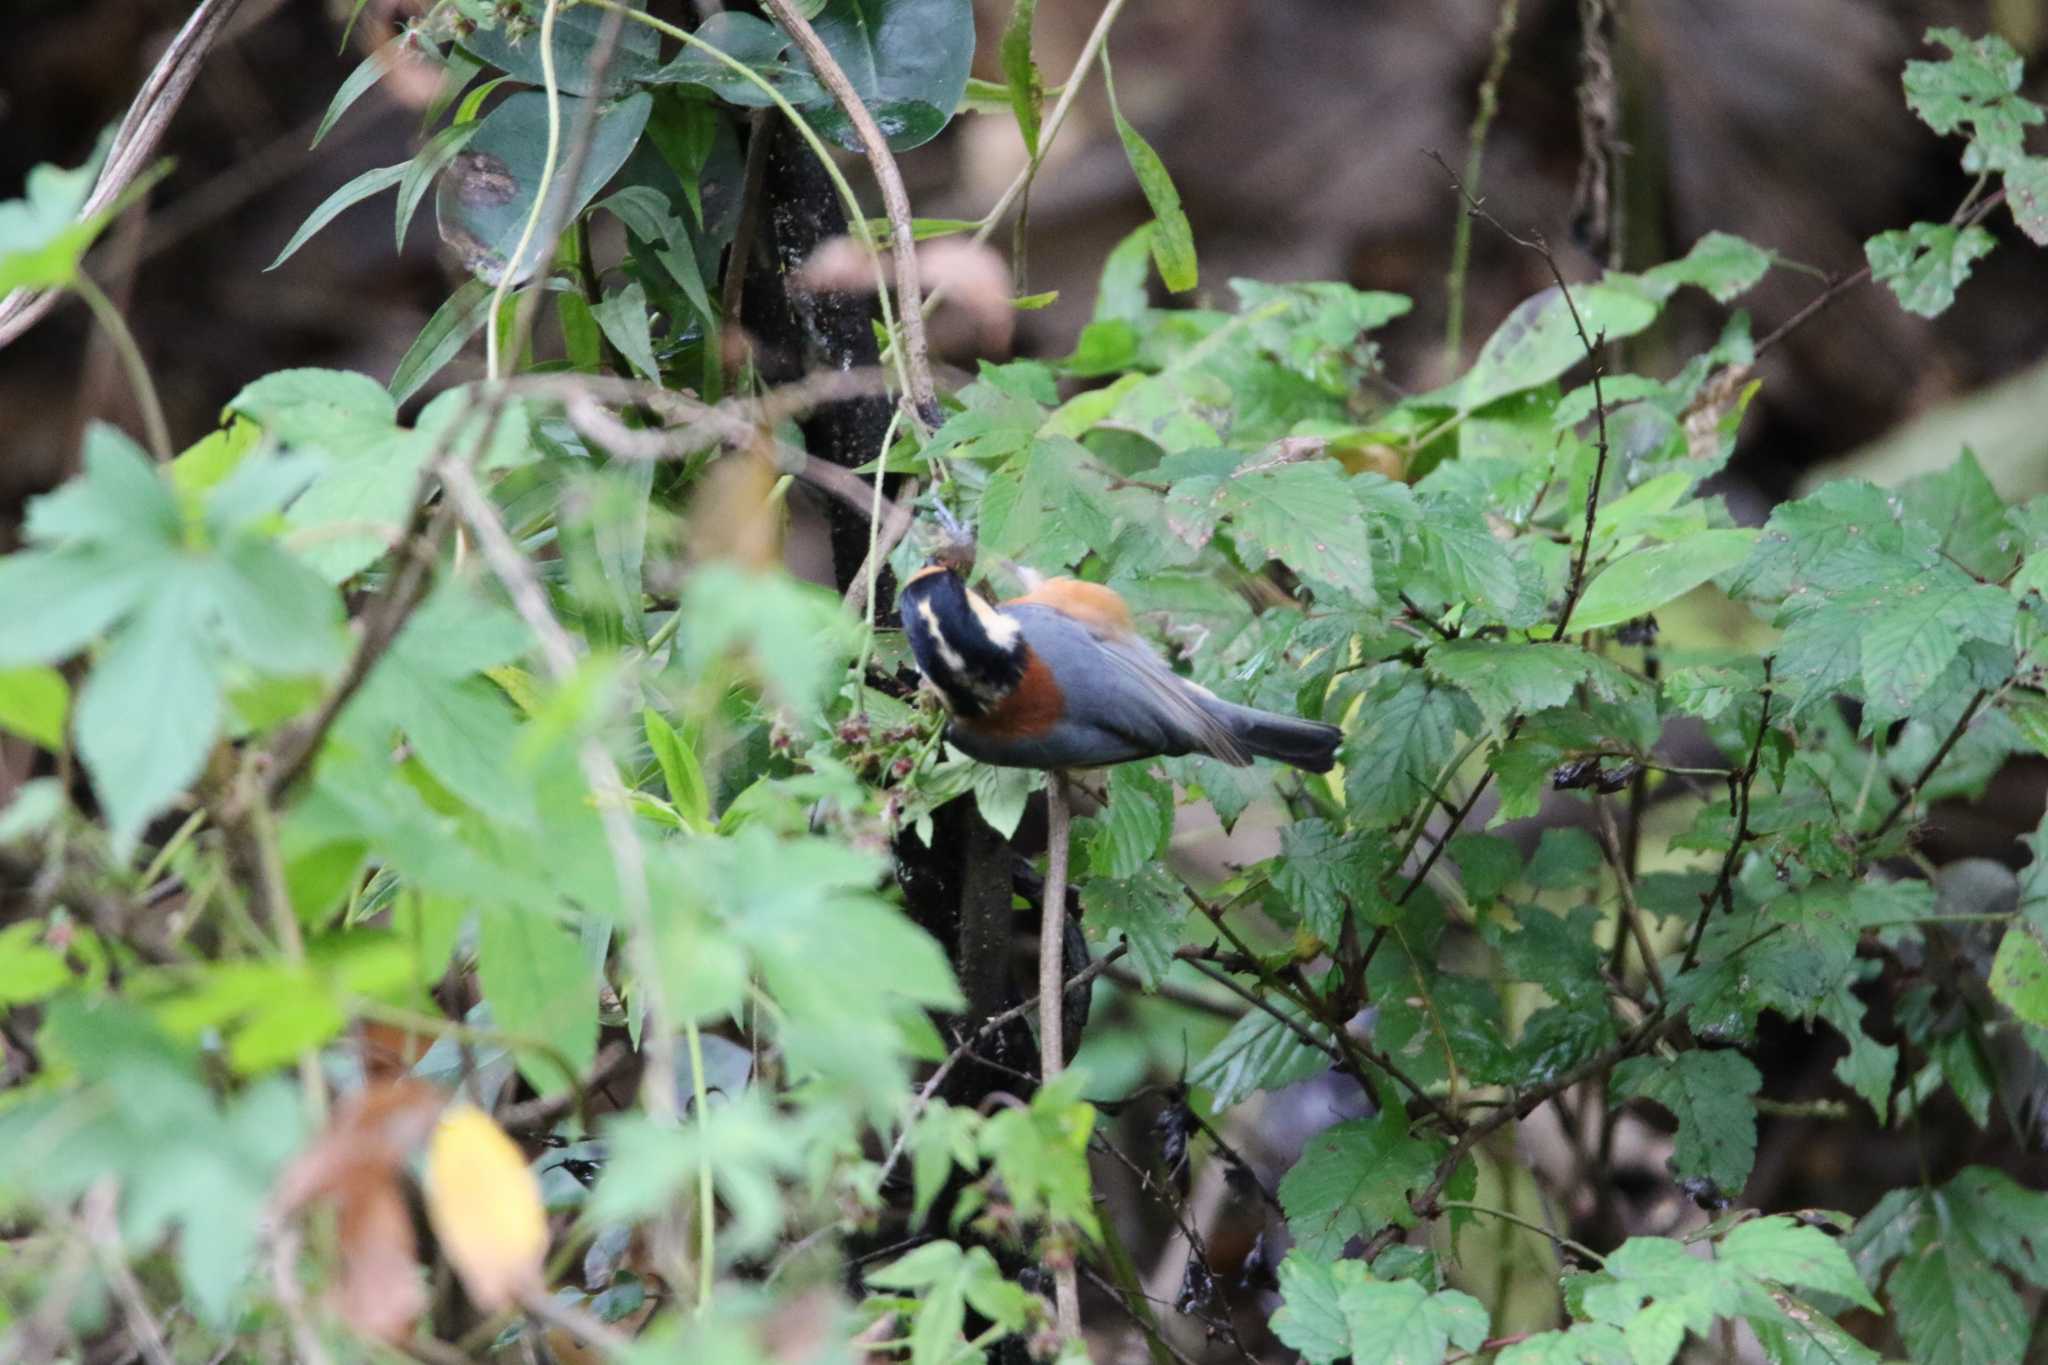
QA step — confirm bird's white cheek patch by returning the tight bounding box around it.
[917,600,970,676]
[966,592,1022,649]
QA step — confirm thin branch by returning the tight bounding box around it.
[1037,772,1082,1343]
[718,109,774,367]
[761,0,943,423]
[1426,149,1611,638]
[1868,686,1990,841]
[1681,663,1772,974]
[0,0,248,349]
[873,943,1129,1193]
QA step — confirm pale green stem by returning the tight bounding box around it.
[485,0,566,382]
[73,269,171,460]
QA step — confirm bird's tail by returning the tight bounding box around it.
[1203,699,1343,773]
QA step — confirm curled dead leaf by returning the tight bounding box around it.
[425,1103,548,1312]
[272,1078,446,1345]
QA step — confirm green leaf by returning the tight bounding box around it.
[1269,1253,1358,1365]
[397,119,483,251]
[1339,1279,1489,1365]
[388,277,495,405]
[458,3,664,95]
[266,162,407,272]
[1460,278,1661,411]
[1339,666,1472,825]
[1988,922,2048,1028]
[313,42,397,149]
[1087,765,1171,879]
[1886,1235,2028,1365]
[998,0,1042,154]
[76,583,220,857]
[1279,1112,1438,1259]
[1720,1216,1880,1309]
[592,280,663,381]
[1942,1166,2048,1288]
[1866,222,1996,318]
[478,904,598,1094]
[1101,49,1196,292]
[1641,231,1772,303]
[651,13,822,108]
[643,707,711,832]
[1190,993,1327,1110]
[434,91,652,286]
[792,0,977,153]
[0,135,123,293]
[1081,865,1182,988]
[1570,529,1755,632]
[1903,27,2043,170]
[1178,459,1378,600]
[0,922,74,1005]
[1611,1049,1761,1195]
[1425,641,1618,730]
[2004,155,2048,245]
[0,665,69,750]
[1495,1325,1632,1364]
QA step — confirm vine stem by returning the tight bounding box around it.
[72,268,171,460]
[1444,0,1521,366]
[484,0,564,382]
[1038,772,1082,1344]
[758,0,939,426]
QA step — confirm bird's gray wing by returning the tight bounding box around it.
[1007,604,1251,765]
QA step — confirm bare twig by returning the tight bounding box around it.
[499,1042,635,1132]
[758,0,939,426]
[0,0,249,349]
[874,944,1129,1193]
[83,1181,174,1365]
[1037,772,1083,1342]
[1427,149,1612,637]
[1868,686,1992,841]
[1681,661,1772,975]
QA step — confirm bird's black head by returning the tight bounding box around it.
[898,563,1027,717]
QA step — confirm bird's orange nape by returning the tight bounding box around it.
[1004,578,1134,636]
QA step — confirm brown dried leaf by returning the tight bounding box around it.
[425,1103,547,1311]
[334,1175,427,1344]
[273,1078,445,1212]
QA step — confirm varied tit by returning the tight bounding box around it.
[897,559,1343,773]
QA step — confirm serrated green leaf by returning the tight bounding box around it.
[1886,1234,2027,1365]
[1988,922,2048,1028]
[1866,222,1996,318]
[1641,230,1773,303]
[1611,1049,1760,1195]
[1082,864,1182,987]
[1339,1279,1489,1365]
[1189,993,1327,1109]
[1461,278,1661,411]
[1721,1216,1879,1309]
[1279,1112,1438,1258]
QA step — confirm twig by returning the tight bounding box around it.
[1595,797,1666,1002]
[719,109,774,365]
[83,1181,174,1365]
[1444,0,1521,364]
[873,943,1129,1193]
[1681,662,1772,974]
[1440,1197,1603,1266]
[1754,188,2008,360]
[521,1289,630,1360]
[262,472,459,803]
[1037,772,1082,1343]
[0,0,248,349]
[498,1042,635,1132]
[1868,686,1990,841]
[759,0,939,426]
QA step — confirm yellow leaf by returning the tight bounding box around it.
[424,1103,546,1310]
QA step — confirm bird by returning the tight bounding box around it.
[896,552,1344,774]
